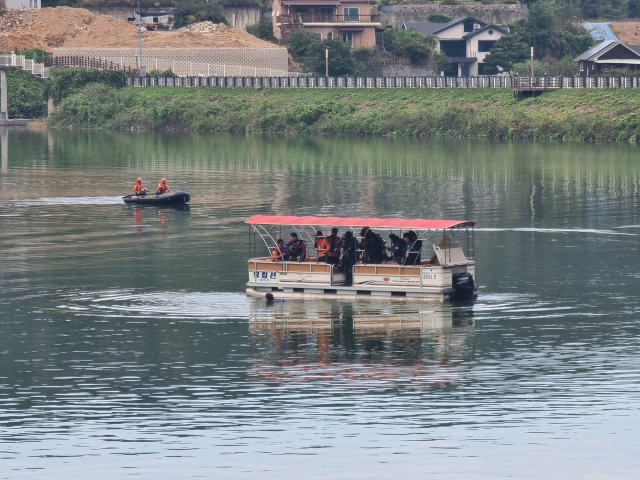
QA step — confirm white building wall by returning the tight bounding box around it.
[5,0,41,9]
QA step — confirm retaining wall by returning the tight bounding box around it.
[380,3,527,27]
[53,47,288,77]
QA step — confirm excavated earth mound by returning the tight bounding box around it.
[4,7,277,50]
[610,23,640,45]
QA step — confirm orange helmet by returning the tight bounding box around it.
[161,178,167,183]
[137,178,142,183]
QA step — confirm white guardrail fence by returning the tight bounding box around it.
[124,75,640,89]
[0,54,51,78]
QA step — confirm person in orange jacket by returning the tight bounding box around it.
[157,178,171,195]
[272,239,289,262]
[133,178,147,196]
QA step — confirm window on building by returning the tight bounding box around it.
[478,40,496,53]
[580,62,584,71]
[320,7,333,22]
[342,32,353,45]
[463,20,474,33]
[295,8,306,22]
[315,32,322,39]
[327,32,333,40]
[344,8,360,22]
[440,40,466,58]
[478,63,485,75]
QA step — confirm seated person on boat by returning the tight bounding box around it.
[359,227,386,264]
[272,239,289,262]
[325,228,341,265]
[157,178,171,195]
[285,233,306,261]
[403,231,423,265]
[134,178,147,196]
[314,231,328,263]
[388,234,406,264]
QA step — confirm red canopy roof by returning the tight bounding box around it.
[246,215,475,230]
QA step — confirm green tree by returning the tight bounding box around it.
[482,35,530,74]
[386,28,436,64]
[289,29,323,61]
[434,51,451,74]
[426,13,452,23]
[352,47,381,76]
[246,17,273,39]
[396,29,437,63]
[308,38,354,76]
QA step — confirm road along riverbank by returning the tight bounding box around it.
[48,85,640,142]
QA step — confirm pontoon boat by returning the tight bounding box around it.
[246,215,477,302]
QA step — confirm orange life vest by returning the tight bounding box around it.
[326,234,341,257]
[272,246,285,261]
[134,182,146,194]
[157,182,170,194]
[316,237,328,257]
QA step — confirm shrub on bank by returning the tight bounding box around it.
[7,69,47,118]
[48,84,640,142]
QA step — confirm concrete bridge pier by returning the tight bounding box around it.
[1,128,7,173]
[1,69,7,122]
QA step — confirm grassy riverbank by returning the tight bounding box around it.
[48,84,640,142]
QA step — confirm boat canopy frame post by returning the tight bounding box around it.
[252,224,280,258]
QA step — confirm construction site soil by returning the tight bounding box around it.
[610,23,640,45]
[2,7,276,51]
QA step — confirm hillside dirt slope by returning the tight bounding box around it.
[3,7,276,50]
[610,23,640,44]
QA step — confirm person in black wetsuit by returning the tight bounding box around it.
[403,231,422,266]
[388,233,406,264]
[340,231,357,286]
[285,232,307,262]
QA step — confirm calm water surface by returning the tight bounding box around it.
[0,129,639,479]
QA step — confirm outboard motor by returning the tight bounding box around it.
[452,272,475,300]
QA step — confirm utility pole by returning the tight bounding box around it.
[325,49,329,77]
[530,47,534,80]
[134,2,145,77]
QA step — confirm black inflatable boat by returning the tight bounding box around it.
[122,190,191,205]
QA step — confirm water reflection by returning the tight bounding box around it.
[249,301,475,390]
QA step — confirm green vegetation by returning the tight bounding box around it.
[289,30,354,76]
[6,70,47,119]
[48,67,125,105]
[246,17,273,39]
[482,0,594,76]
[426,13,453,23]
[288,27,446,76]
[384,28,437,64]
[48,83,640,142]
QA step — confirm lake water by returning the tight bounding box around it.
[1,129,639,479]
